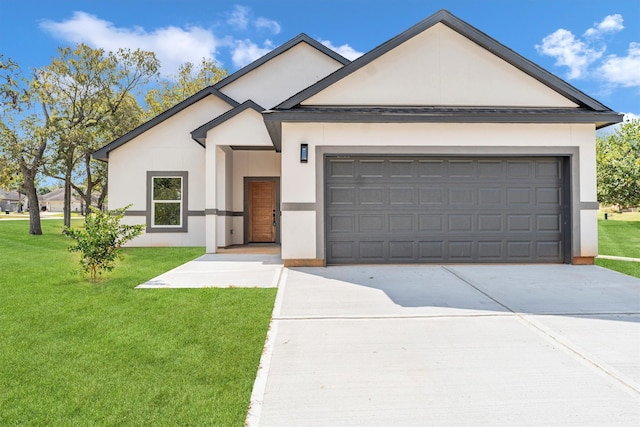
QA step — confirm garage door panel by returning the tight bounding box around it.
[507,161,533,179]
[449,241,474,259]
[478,241,503,259]
[328,160,356,178]
[508,214,533,232]
[537,214,562,232]
[419,214,444,232]
[478,214,503,232]
[449,214,473,232]
[419,187,446,204]
[358,160,384,177]
[537,241,562,259]
[326,156,567,264]
[478,160,505,178]
[389,241,415,260]
[507,188,532,205]
[449,160,476,177]
[359,187,385,205]
[328,187,356,205]
[536,159,562,179]
[359,241,385,260]
[389,214,414,232]
[328,214,355,232]
[389,160,415,178]
[418,160,445,178]
[478,188,504,205]
[449,187,475,204]
[390,187,415,204]
[537,187,561,204]
[359,215,384,232]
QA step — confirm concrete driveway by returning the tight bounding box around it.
[248,265,640,426]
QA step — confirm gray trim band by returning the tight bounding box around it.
[204,209,243,216]
[580,202,599,210]
[126,210,208,217]
[282,203,316,211]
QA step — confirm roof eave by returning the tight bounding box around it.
[92,87,239,161]
[263,108,624,147]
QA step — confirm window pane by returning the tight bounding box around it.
[154,202,181,226]
[153,177,182,201]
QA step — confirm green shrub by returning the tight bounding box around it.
[66,205,144,281]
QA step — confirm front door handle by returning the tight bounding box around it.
[272,209,276,226]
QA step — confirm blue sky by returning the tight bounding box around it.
[1,0,638,118]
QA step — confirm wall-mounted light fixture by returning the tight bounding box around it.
[300,143,308,163]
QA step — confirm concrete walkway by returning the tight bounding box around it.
[137,250,282,288]
[248,265,640,426]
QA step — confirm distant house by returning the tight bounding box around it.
[0,189,26,212]
[94,10,622,266]
[39,188,83,213]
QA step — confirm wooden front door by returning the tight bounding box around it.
[248,181,276,243]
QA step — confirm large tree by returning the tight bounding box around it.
[0,108,52,234]
[144,58,227,118]
[0,57,50,234]
[40,44,159,226]
[597,119,640,209]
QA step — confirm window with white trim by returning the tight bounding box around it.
[146,171,188,232]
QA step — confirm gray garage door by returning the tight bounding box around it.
[325,156,568,264]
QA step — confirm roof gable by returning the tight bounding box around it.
[276,10,612,111]
[93,87,238,161]
[215,34,351,109]
[191,100,264,145]
[214,34,350,91]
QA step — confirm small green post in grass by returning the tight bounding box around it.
[66,204,144,281]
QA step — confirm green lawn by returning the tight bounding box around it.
[595,219,640,279]
[0,220,276,426]
[597,220,640,258]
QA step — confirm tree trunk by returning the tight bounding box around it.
[83,152,93,214]
[97,182,107,211]
[64,174,72,228]
[21,166,42,235]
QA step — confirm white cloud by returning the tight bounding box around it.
[622,112,639,121]
[255,17,281,34]
[228,6,281,35]
[40,11,222,76]
[231,39,274,68]
[319,39,363,61]
[599,42,640,87]
[535,28,603,79]
[584,14,624,37]
[537,14,639,88]
[227,5,250,30]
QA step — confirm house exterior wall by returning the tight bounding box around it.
[218,43,345,109]
[108,95,233,246]
[42,200,82,213]
[304,23,577,108]
[279,122,597,262]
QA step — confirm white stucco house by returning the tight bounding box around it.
[94,10,621,266]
